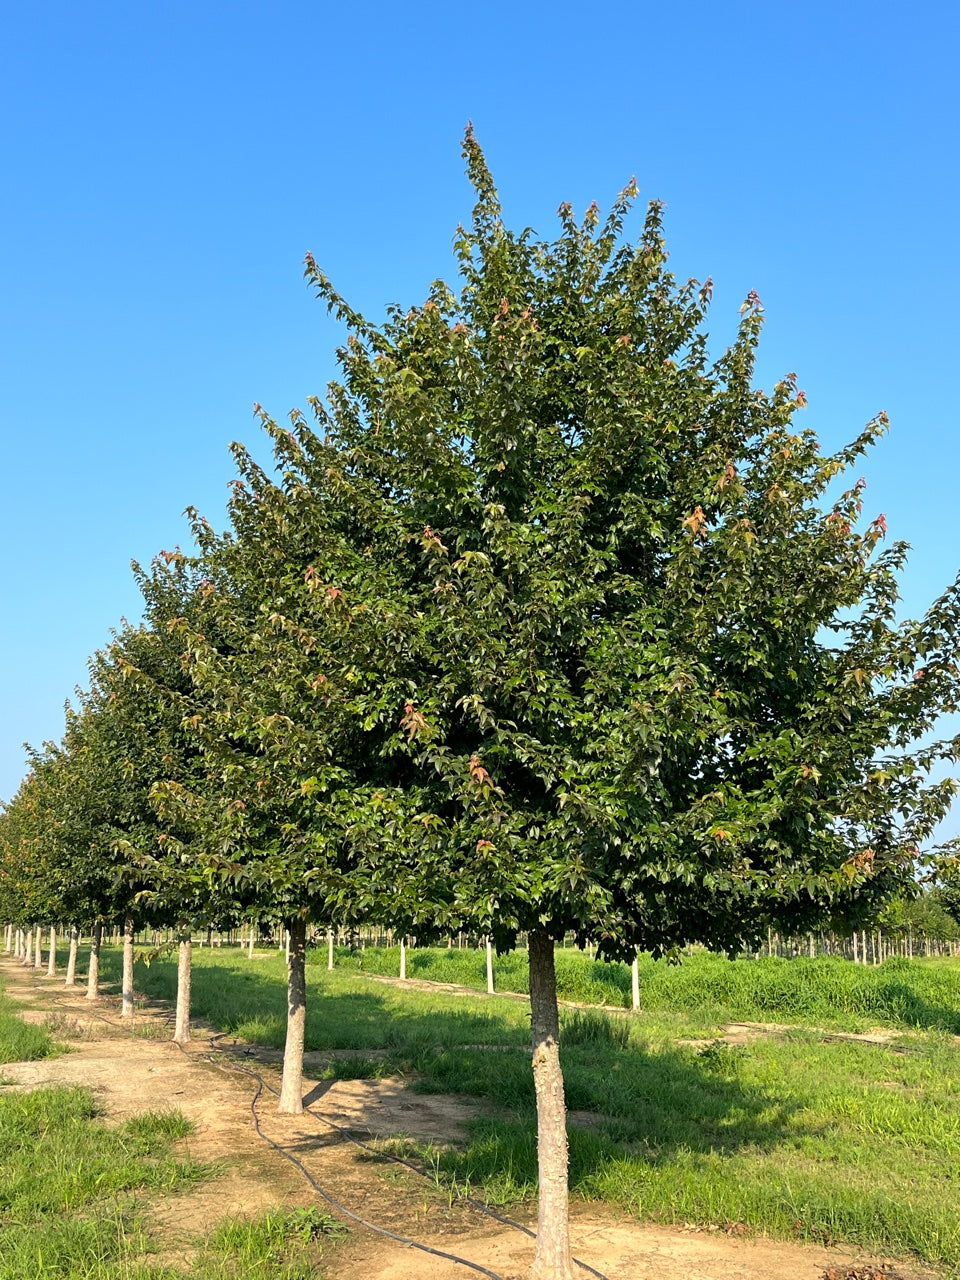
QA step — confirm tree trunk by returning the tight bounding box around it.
[278,917,307,1114]
[486,938,495,994]
[65,926,79,985]
[528,929,574,1280]
[174,936,192,1043]
[399,936,407,980]
[47,926,57,977]
[3,924,11,952]
[121,915,135,1019]
[86,923,103,1000]
[34,925,44,969]
[22,926,33,967]
[248,923,256,959]
[328,928,334,971]
[631,954,640,1010]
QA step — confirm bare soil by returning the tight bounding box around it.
[0,955,939,1280]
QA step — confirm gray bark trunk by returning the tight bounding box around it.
[86,922,103,1000]
[121,915,135,1019]
[278,917,307,1114]
[47,926,57,977]
[529,929,574,1280]
[65,926,79,985]
[174,937,192,1043]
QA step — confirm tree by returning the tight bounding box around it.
[258,130,959,1279]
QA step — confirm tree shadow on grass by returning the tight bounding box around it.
[93,947,833,1196]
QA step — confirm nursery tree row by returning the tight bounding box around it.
[4,131,960,1280]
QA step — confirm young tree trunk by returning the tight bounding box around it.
[173,936,192,1043]
[248,923,256,959]
[22,926,34,967]
[486,937,495,994]
[3,924,11,952]
[631,954,640,1010]
[399,936,407,980]
[34,925,44,969]
[121,915,135,1019]
[528,929,574,1280]
[278,917,307,1114]
[328,928,334,971]
[47,926,57,977]
[86,923,103,1000]
[14,927,22,959]
[65,926,79,984]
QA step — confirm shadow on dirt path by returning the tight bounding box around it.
[0,955,940,1280]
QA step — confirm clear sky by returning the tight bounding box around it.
[3,1,959,837]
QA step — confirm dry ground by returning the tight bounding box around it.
[0,954,938,1280]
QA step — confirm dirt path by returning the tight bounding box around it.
[0,955,938,1280]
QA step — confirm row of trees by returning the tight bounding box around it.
[3,132,960,1279]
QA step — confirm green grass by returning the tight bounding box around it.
[0,984,59,1062]
[93,945,960,1274]
[0,971,344,1279]
[332,943,960,1032]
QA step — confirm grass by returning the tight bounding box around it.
[332,942,960,1033]
[90,943,960,1275]
[0,969,344,1278]
[0,1082,209,1279]
[0,983,59,1062]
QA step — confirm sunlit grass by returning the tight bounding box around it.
[93,944,960,1272]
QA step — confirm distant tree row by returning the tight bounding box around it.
[4,132,960,1280]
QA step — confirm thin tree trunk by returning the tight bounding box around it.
[47,926,57,977]
[65,926,79,984]
[173,936,192,1043]
[14,927,22,959]
[631,954,640,1010]
[248,924,255,959]
[399,936,407,980]
[121,915,135,1019]
[3,924,11,952]
[285,929,290,964]
[22,926,33,967]
[86,923,103,1000]
[278,918,307,1114]
[34,925,44,969]
[528,929,574,1280]
[328,928,334,971]
[486,938,495,995]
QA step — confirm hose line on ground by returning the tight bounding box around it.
[26,975,609,1280]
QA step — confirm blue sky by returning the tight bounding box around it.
[2,1,959,836]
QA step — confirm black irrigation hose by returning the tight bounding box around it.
[71,1003,509,1279]
[223,1060,510,1280]
[35,978,609,1280]
[238,1052,609,1280]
